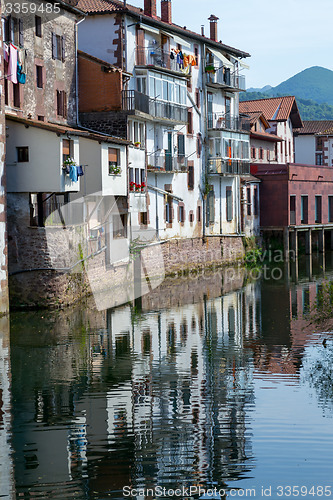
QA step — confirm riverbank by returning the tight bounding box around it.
[8,235,246,310]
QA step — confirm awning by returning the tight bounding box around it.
[208,48,233,69]
[171,34,191,49]
[140,23,160,35]
[148,184,183,202]
[232,56,250,70]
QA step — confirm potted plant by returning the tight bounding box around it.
[205,64,215,74]
[109,163,121,175]
[129,181,135,192]
[135,183,141,192]
[141,182,146,192]
[134,141,141,148]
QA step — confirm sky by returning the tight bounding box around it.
[135,0,333,89]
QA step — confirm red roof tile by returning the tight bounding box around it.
[239,96,302,128]
[294,120,333,135]
[75,0,250,57]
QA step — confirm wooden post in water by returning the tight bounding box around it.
[305,229,312,255]
[290,229,298,260]
[283,227,290,261]
[318,228,325,253]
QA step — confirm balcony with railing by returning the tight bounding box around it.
[122,90,187,123]
[147,153,188,173]
[207,112,251,132]
[136,47,184,73]
[208,158,250,175]
[205,67,246,91]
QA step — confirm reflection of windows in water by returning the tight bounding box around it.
[291,288,298,318]
[228,306,235,334]
[113,214,127,239]
[114,409,127,433]
[167,322,176,352]
[302,288,310,315]
[249,303,254,334]
[180,319,188,345]
[142,329,151,354]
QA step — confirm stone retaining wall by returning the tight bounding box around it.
[8,195,245,309]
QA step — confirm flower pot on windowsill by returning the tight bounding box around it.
[134,142,141,148]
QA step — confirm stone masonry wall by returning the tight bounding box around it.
[79,111,128,139]
[0,8,9,314]
[8,194,245,309]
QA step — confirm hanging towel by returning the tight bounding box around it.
[77,165,84,177]
[4,44,9,63]
[8,44,18,84]
[17,63,26,84]
[69,165,78,182]
[18,48,27,74]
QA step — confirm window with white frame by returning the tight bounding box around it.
[129,120,145,147]
[148,71,186,105]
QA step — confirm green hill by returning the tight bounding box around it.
[271,67,333,106]
[240,92,333,121]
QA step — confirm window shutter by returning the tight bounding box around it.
[56,90,61,115]
[19,19,24,46]
[62,139,70,157]
[177,134,185,158]
[226,187,233,221]
[61,35,65,62]
[63,91,67,118]
[4,16,10,42]
[209,191,215,223]
[108,148,118,164]
[10,16,15,43]
[52,32,56,59]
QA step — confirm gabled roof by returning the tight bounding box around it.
[75,0,250,58]
[294,120,333,135]
[241,111,270,129]
[239,96,303,128]
[251,130,283,142]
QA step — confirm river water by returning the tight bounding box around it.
[1,255,333,499]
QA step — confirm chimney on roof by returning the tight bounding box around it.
[208,14,219,42]
[144,0,157,18]
[161,0,172,23]
[201,25,205,36]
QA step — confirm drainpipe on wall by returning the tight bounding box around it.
[219,176,222,234]
[202,42,208,239]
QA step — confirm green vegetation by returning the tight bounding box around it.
[242,66,333,120]
[240,91,333,121]
[312,280,333,323]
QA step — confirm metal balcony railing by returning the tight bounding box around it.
[147,153,188,172]
[122,90,188,122]
[208,158,250,175]
[207,113,251,132]
[136,47,183,72]
[206,68,246,90]
[122,90,150,114]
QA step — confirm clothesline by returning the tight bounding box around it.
[4,41,27,84]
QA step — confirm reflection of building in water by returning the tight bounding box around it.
[248,272,330,376]
[104,285,257,490]
[9,280,260,497]
[0,317,14,499]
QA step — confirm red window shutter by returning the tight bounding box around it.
[63,91,67,118]
[52,32,56,59]
[61,35,65,62]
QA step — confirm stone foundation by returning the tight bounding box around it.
[8,193,245,309]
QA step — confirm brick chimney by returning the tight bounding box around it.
[161,0,172,23]
[144,0,157,17]
[208,15,219,42]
